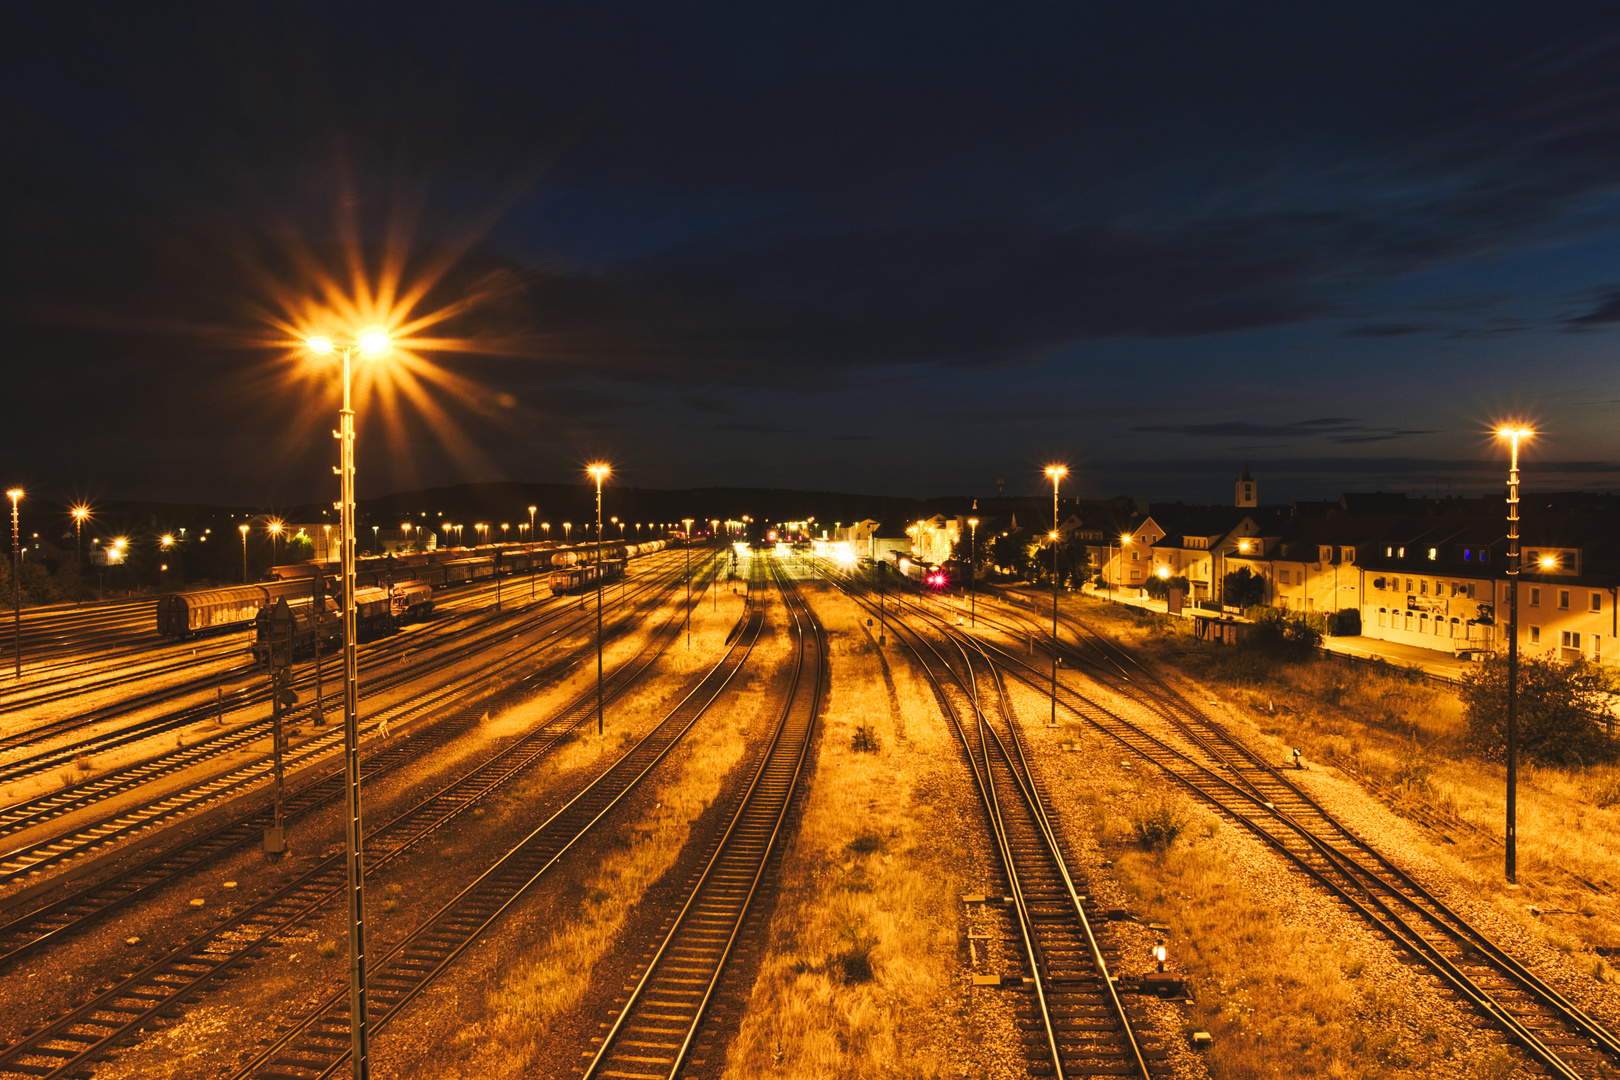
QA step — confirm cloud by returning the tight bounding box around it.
[1345,323,1433,337]
[1566,286,1620,327]
[1134,418,1365,438]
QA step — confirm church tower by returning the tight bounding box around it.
[1235,463,1257,508]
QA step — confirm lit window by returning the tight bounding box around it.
[1427,547,1437,560]
[1398,547,1405,558]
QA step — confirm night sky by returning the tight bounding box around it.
[9,2,1620,508]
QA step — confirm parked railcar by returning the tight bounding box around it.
[549,558,627,596]
[155,578,328,639]
[249,586,397,665]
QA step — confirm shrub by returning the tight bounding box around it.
[1241,607,1324,660]
[1459,656,1619,768]
[851,724,881,753]
[1129,797,1188,849]
[846,831,885,855]
[831,918,879,984]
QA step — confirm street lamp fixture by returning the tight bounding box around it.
[587,464,611,735]
[305,326,393,1076]
[1044,466,1067,727]
[1496,425,1533,885]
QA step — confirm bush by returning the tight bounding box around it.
[1459,656,1619,767]
[851,724,881,753]
[1241,608,1323,660]
[1129,797,1189,849]
[1330,608,1361,636]
[831,918,879,984]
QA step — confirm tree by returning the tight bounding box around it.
[1144,574,1189,601]
[1459,656,1618,768]
[1223,566,1266,608]
[990,532,1033,580]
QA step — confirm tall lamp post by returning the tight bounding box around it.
[588,465,611,734]
[71,505,90,607]
[306,327,392,1080]
[527,507,538,599]
[240,524,250,584]
[1045,466,1067,727]
[1498,426,1532,885]
[7,489,21,680]
[967,516,979,628]
[683,518,695,647]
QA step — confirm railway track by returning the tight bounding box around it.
[583,552,825,1080]
[225,560,771,1080]
[0,554,702,890]
[0,576,703,974]
[0,572,741,1080]
[832,569,1161,1079]
[0,548,693,774]
[875,574,1620,1079]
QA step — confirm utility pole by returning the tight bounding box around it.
[968,514,979,629]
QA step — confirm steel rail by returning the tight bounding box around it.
[0,548,691,777]
[0,571,707,971]
[925,596,1615,1079]
[829,565,1153,1079]
[0,582,714,1080]
[584,553,825,1080]
[964,590,1620,1069]
[0,555,702,890]
[228,575,769,1079]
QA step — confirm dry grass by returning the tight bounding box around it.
[429,587,772,1078]
[1066,593,1620,1034]
[723,584,1017,1080]
[1086,785,1523,1080]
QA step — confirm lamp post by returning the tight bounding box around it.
[1498,426,1532,885]
[7,489,21,680]
[240,524,250,584]
[588,465,611,735]
[563,522,572,543]
[683,518,695,647]
[371,525,379,555]
[306,327,392,1079]
[71,505,89,607]
[268,519,283,566]
[968,517,979,628]
[1045,466,1067,727]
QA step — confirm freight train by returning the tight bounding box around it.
[156,539,668,639]
[549,557,628,595]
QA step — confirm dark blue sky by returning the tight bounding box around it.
[8,1,1620,507]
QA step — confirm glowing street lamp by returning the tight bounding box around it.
[267,518,284,565]
[1045,465,1068,727]
[305,325,393,1076]
[1497,425,1533,885]
[528,507,539,599]
[7,489,21,679]
[239,524,250,584]
[587,464,612,735]
[563,521,572,543]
